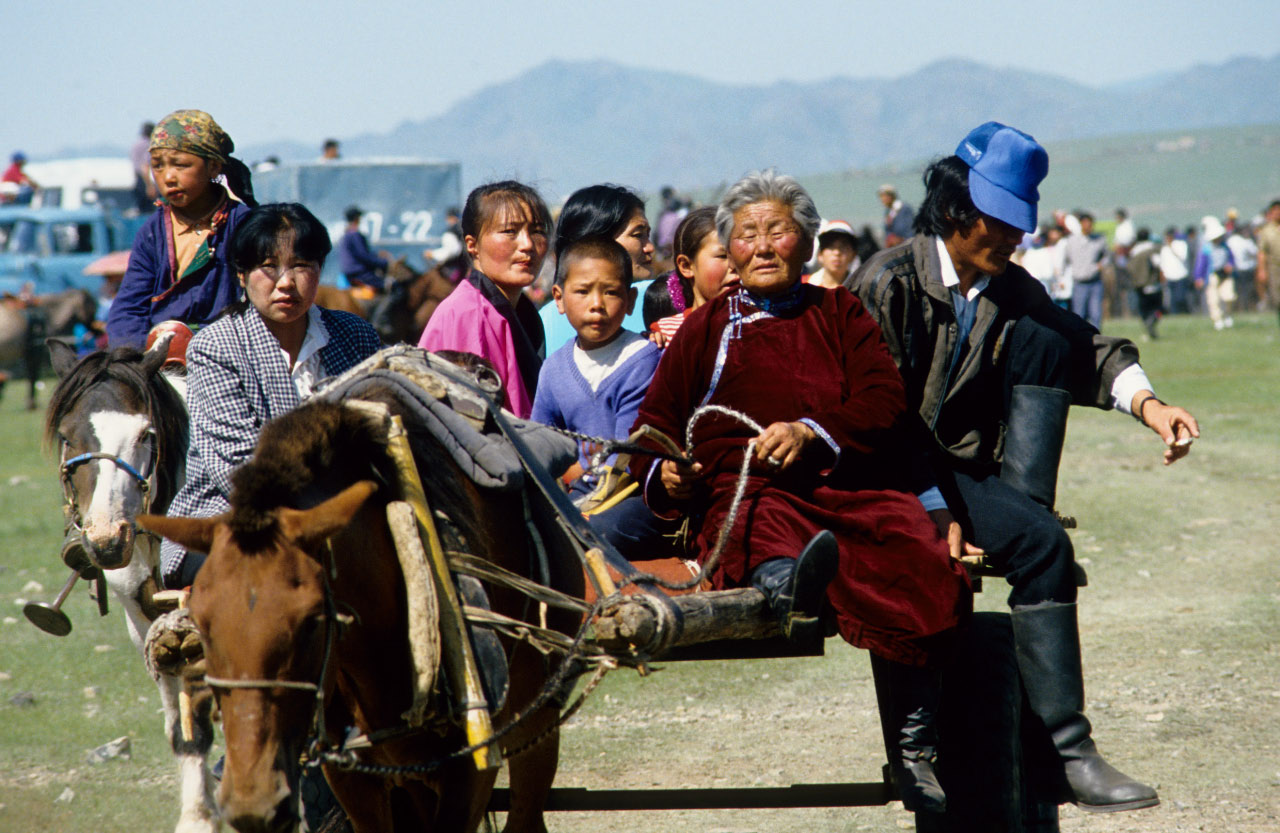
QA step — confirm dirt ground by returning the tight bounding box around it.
[2,316,1277,832]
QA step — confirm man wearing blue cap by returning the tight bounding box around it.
[850,122,1200,814]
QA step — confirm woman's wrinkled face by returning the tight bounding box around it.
[240,234,321,329]
[727,200,811,296]
[150,149,221,211]
[615,207,655,280]
[466,201,549,298]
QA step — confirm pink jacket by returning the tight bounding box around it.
[418,278,534,417]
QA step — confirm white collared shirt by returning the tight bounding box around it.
[935,237,989,349]
[282,306,330,398]
[572,330,648,393]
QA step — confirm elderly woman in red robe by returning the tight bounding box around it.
[631,169,971,814]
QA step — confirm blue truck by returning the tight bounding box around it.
[252,159,462,284]
[0,205,145,296]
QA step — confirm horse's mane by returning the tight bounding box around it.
[227,399,487,556]
[45,348,190,513]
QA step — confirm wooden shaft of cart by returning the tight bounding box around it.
[385,415,500,771]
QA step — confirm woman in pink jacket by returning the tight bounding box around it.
[418,181,553,416]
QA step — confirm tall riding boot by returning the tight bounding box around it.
[1011,601,1159,812]
[749,530,837,644]
[870,655,946,813]
[1001,384,1071,509]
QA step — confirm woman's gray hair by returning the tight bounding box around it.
[715,168,821,247]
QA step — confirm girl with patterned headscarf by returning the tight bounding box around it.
[106,109,258,349]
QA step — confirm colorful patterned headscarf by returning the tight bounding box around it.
[149,109,234,163]
[147,109,256,207]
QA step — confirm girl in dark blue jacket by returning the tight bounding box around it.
[106,109,256,348]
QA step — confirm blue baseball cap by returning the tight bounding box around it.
[955,122,1048,233]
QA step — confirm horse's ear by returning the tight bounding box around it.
[281,481,379,550]
[141,332,173,376]
[47,338,79,378]
[138,513,221,555]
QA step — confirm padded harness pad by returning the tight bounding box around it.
[313,345,578,492]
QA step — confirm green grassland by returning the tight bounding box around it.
[2,312,1277,831]
[708,123,1280,237]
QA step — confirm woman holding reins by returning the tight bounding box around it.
[631,169,971,814]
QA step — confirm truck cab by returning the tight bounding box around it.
[0,206,143,296]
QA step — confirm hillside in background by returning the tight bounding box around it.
[792,123,1280,236]
[275,52,1280,198]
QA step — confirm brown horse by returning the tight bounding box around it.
[140,395,579,833]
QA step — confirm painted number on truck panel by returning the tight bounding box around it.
[398,211,434,242]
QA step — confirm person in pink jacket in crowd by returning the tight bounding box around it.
[418,181,553,416]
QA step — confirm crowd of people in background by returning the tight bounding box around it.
[8,126,1280,339]
[1012,200,1280,337]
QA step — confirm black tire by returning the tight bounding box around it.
[914,612,1058,833]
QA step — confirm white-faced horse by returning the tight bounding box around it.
[45,338,220,833]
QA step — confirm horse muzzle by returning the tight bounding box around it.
[225,797,298,833]
[221,763,299,833]
[82,520,135,569]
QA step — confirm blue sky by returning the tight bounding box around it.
[8,0,1278,159]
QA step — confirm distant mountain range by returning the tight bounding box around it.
[69,53,1280,199]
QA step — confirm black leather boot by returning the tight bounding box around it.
[1001,384,1071,509]
[749,530,837,644]
[870,655,946,814]
[1011,601,1159,812]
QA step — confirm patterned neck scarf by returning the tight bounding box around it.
[741,279,806,314]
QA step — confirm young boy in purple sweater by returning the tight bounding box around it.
[531,236,674,558]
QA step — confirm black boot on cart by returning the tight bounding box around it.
[749,530,838,645]
[1000,384,1071,509]
[871,655,947,814]
[1012,601,1159,812]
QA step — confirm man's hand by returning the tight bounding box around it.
[927,508,985,562]
[1133,391,1201,465]
[754,421,816,472]
[660,458,704,501]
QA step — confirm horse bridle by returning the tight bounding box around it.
[60,445,158,539]
[201,542,344,755]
